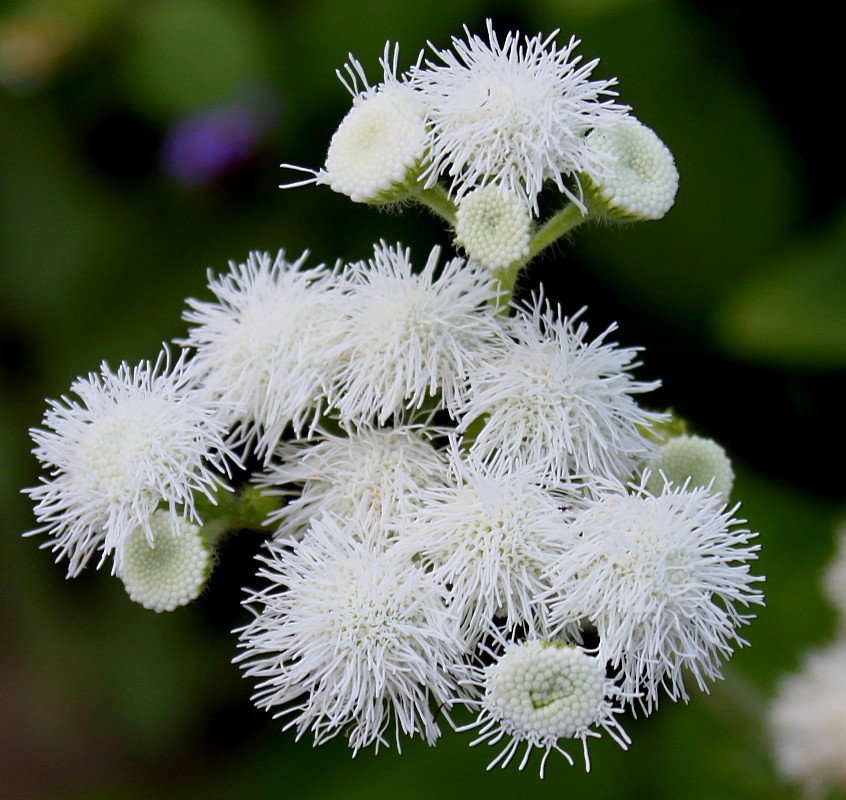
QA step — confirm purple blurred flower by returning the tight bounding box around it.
[161,91,278,187]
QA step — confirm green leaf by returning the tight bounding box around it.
[713,208,846,369]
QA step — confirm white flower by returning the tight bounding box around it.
[281,44,428,203]
[410,20,629,213]
[236,512,463,753]
[398,447,573,643]
[645,434,734,499]
[259,424,450,542]
[329,242,504,425]
[769,639,846,796]
[458,639,630,777]
[25,348,234,576]
[544,481,764,711]
[582,117,679,221]
[823,524,846,621]
[118,510,212,612]
[458,299,661,484]
[181,250,343,459]
[454,185,532,271]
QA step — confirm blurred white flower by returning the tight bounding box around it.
[181,250,344,459]
[458,639,630,777]
[236,512,464,753]
[25,348,234,575]
[823,524,846,622]
[770,639,846,796]
[410,20,628,213]
[544,481,764,711]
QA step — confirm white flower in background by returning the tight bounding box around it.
[823,524,846,621]
[769,639,846,796]
[454,185,532,270]
[544,481,764,711]
[330,242,504,425]
[582,118,678,221]
[281,43,428,203]
[459,299,661,484]
[25,348,234,576]
[459,640,630,777]
[236,512,463,753]
[259,424,450,542]
[410,20,629,213]
[645,434,734,499]
[399,447,573,643]
[119,510,212,612]
[181,250,343,460]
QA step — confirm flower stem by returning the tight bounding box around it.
[194,484,281,547]
[413,185,457,225]
[529,203,590,259]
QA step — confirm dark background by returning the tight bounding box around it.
[1,0,844,797]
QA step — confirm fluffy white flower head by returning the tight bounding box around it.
[769,640,846,796]
[459,300,661,483]
[411,21,629,213]
[400,448,572,642]
[544,482,764,710]
[282,44,427,203]
[460,640,629,777]
[119,510,212,612]
[646,434,734,499]
[330,242,503,424]
[454,185,532,270]
[25,348,233,576]
[182,250,342,459]
[260,425,449,541]
[236,513,463,754]
[582,118,679,220]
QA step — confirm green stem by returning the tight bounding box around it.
[412,184,457,225]
[490,261,523,312]
[529,203,590,259]
[193,484,281,547]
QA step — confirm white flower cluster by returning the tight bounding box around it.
[283,20,678,271]
[23,21,759,781]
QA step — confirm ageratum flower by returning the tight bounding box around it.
[410,21,629,213]
[25,347,234,575]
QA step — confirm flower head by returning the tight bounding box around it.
[181,250,343,459]
[645,434,734,500]
[544,481,764,711]
[411,21,629,213]
[398,447,572,643]
[236,512,464,753]
[329,242,504,424]
[259,424,450,542]
[581,117,678,221]
[769,640,846,796]
[282,44,427,204]
[458,299,661,484]
[25,348,234,575]
[459,639,630,777]
[118,510,212,612]
[454,185,532,270]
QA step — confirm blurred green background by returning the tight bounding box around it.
[1,0,844,798]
